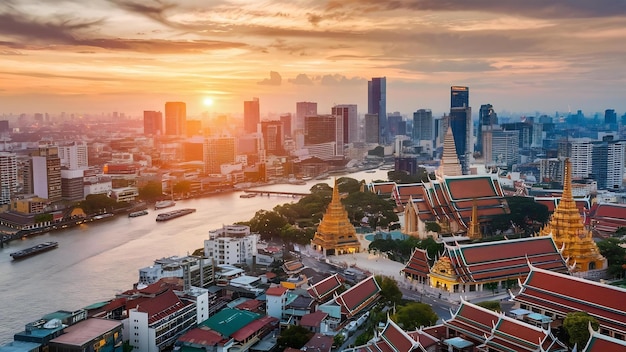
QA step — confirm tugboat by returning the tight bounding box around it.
[10,242,59,260]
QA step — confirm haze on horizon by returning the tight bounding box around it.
[1,0,625,117]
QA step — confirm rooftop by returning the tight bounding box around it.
[49,318,121,346]
[200,308,261,338]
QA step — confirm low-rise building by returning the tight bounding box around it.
[48,318,123,352]
[204,225,259,266]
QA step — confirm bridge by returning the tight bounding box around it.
[242,189,310,197]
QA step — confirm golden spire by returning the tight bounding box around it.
[437,126,462,179]
[538,158,606,272]
[467,199,481,240]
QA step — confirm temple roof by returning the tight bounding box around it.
[335,276,381,317]
[581,330,626,352]
[445,236,569,283]
[402,248,430,279]
[307,273,342,302]
[348,317,436,352]
[444,301,567,352]
[588,203,626,237]
[514,265,626,336]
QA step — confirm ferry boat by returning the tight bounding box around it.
[156,208,196,222]
[10,241,59,260]
[239,193,257,198]
[128,210,149,218]
[155,200,176,210]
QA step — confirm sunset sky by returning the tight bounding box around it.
[1,0,625,118]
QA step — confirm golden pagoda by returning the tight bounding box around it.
[538,158,607,272]
[311,179,361,256]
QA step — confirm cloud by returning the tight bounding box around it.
[320,74,366,86]
[391,59,496,73]
[289,73,314,85]
[107,0,178,27]
[257,71,282,85]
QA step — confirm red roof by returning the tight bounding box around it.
[178,326,224,346]
[235,299,262,311]
[134,289,189,324]
[266,286,288,296]
[515,266,626,335]
[402,248,430,279]
[139,277,183,295]
[379,319,417,352]
[335,276,381,317]
[582,331,626,352]
[370,182,396,195]
[303,333,333,352]
[300,310,328,328]
[445,176,500,200]
[307,273,342,301]
[231,315,278,341]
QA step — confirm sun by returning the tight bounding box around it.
[203,97,214,106]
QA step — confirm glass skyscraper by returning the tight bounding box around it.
[368,77,387,144]
[451,86,469,108]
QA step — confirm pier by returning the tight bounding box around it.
[242,190,310,197]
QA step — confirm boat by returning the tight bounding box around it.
[365,170,376,173]
[91,213,115,221]
[155,200,176,210]
[156,208,196,222]
[129,210,149,218]
[239,193,257,198]
[10,241,59,260]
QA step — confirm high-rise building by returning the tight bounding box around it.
[279,113,292,138]
[143,110,163,135]
[332,104,358,144]
[243,97,260,134]
[387,112,404,138]
[0,152,17,205]
[364,114,379,144]
[57,141,88,170]
[448,107,472,174]
[295,102,317,133]
[605,109,617,125]
[0,120,9,134]
[368,77,387,144]
[451,86,469,108]
[186,120,202,137]
[591,140,626,190]
[260,120,284,156]
[164,102,186,136]
[483,128,520,167]
[205,136,236,174]
[304,115,343,158]
[31,145,62,201]
[413,109,433,143]
[477,104,497,154]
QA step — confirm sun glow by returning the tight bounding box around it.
[203,97,214,106]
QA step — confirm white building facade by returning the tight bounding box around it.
[204,225,259,266]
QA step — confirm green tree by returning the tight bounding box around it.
[138,181,162,201]
[597,237,626,278]
[277,325,313,350]
[333,333,345,348]
[337,177,362,194]
[34,213,53,224]
[375,275,402,306]
[172,180,191,195]
[484,282,499,295]
[425,222,441,233]
[78,193,119,215]
[476,300,501,312]
[562,312,599,348]
[248,210,288,240]
[392,302,438,330]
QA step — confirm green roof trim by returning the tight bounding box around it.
[200,308,261,337]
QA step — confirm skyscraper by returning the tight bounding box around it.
[304,115,343,158]
[450,86,469,108]
[332,104,358,144]
[368,77,387,144]
[295,102,317,133]
[605,109,617,125]
[477,104,497,154]
[260,120,285,156]
[31,145,62,202]
[413,109,433,142]
[143,110,163,135]
[164,102,186,136]
[279,113,292,138]
[364,114,379,144]
[449,107,472,174]
[243,97,260,134]
[0,152,17,205]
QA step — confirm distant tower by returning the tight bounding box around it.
[164,102,186,136]
[143,110,163,136]
[0,152,17,205]
[279,113,292,138]
[368,77,387,144]
[449,107,472,174]
[538,159,607,273]
[477,104,496,154]
[332,104,358,144]
[311,179,361,256]
[243,97,260,134]
[31,145,62,202]
[364,114,379,144]
[450,86,469,108]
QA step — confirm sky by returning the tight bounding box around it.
[1,0,626,118]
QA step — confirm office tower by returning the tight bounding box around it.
[387,112,403,138]
[483,128,520,167]
[280,113,292,138]
[448,107,472,174]
[413,109,433,142]
[605,109,617,125]
[368,77,387,144]
[243,97,260,134]
[0,120,9,134]
[591,140,626,190]
[143,110,163,135]
[61,169,85,201]
[186,120,202,137]
[260,120,285,156]
[205,136,236,174]
[332,104,358,144]
[569,141,593,179]
[501,122,534,150]
[31,145,62,201]
[451,86,469,108]
[164,102,186,136]
[57,141,88,170]
[0,152,17,205]
[295,102,317,133]
[477,104,497,154]
[304,115,343,158]
[364,114,379,144]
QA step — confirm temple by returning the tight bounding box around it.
[538,158,607,273]
[311,178,361,256]
[398,126,509,239]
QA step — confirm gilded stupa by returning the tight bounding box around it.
[435,126,462,180]
[311,179,361,256]
[538,158,607,272]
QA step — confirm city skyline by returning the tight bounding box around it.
[1,1,626,116]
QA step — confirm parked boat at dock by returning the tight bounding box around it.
[10,241,59,260]
[128,210,149,218]
[155,208,196,222]
[155,200,176,209]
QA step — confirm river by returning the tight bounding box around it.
[0,168,390,344]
